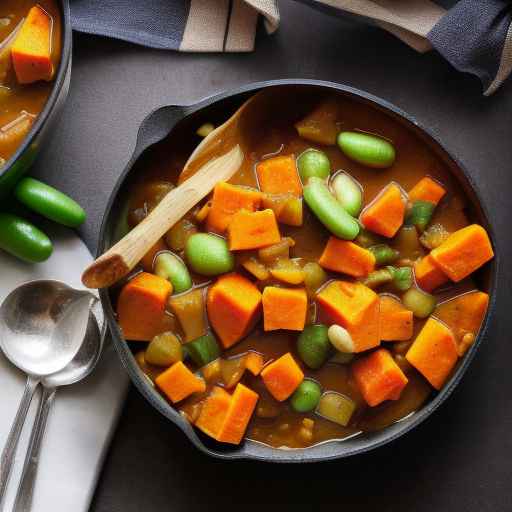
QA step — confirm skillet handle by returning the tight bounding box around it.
[134,104,189,158]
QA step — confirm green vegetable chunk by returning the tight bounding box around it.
[316,391,356,426]
[331,172,363,216]
[185,332,221,367]
[388,266,413,291]
[303,262,327,295]
[14,177,86,228]
[154,251,192,294]
[185,233,234,276]
[145,332,183,366]
[0,213,52,262]
[297,324,330,369]
[303,177,360,240]
[369,244,399,266]
[290,379,322,413]
[405,200,435,231]
[337,131,396,168]
[360,268,393,289]
[402,287,437,318]
[297,149,331,182]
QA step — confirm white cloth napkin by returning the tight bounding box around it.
[0,223,129,511]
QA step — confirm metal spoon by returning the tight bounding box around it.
[12,301,104,512]
[0,280,95,505]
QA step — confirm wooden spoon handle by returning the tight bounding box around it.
[82,145,243,288]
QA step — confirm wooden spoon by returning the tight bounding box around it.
[81,92,265,289]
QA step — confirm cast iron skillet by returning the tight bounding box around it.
[0,0,72,198]
[98,79,498,463]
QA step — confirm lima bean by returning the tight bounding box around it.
[337,131,395,168]
[154,251,192,293]
[331,172,363,216]
[185,233,234,276]
[297,324,330,369]
[290,380,322,413]
[303,177,360,240]
[297,149,331,182]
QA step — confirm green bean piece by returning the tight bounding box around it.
[290,380,322,413]
[360,268,394,289]
[297,324,331,369]
[185,233,234,276]
[337,131,396,169]
[402,288,437,318]
[405,200,435,232]
[0,213,53,263]
[14,177,86,228]
[303,177,360,240]
[185,332,221,367]
[369,244,400,266]
[331,172,363,216]
[297,149,331,183]
[145,332,183,366]
[388,266,413,291]
[154,252,193,294]
[355,228,383,248]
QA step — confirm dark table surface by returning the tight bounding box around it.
[32,1,511,510]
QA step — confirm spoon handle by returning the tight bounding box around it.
[0,376,39,506]
[12,386,57,512]
[81,144,243,289]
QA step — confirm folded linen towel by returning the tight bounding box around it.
[69,0,512,94]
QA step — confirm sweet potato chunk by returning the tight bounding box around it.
[11,6,54,84]
[262,286,308,331]
[406,317,458,389]
[261,352,304,401]
[408,177,446,205]
[379,294,413,341]
[317,281,380,352]
[195,386,232,439]
[155,361,206,403]
[414,254,449,292]
[207,273,262,348]
[434,291,489,341]
[117,272,172,341]
[319,237,375,277]
[256,155,302,197]
[207,182,262,233]
[216,383,259,444]
[361,183,406,238]
[352,348,408,406]
[228,209,281,250]
[430,224,494,282]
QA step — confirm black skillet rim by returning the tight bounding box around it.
[98,79,499,463]
[0,0,72,180]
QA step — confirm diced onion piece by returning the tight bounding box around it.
[316,391,356,427]
[196,122,215,137]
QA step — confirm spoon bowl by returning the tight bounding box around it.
[0,280,93,377]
